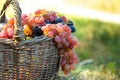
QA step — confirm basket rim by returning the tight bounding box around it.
[0,35,54,45]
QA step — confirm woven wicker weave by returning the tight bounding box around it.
[0,0,60,80]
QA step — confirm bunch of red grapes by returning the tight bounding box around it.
[0,9,78,75]
[0,18,14,38]
[41,23,78,75]
[21,9,76,39]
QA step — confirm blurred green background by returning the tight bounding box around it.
[0,0,120,79]
[66,15,120,80]
[64,0,120,14]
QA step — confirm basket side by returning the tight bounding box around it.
[0,42,15,79]
[0,0,24,79]
[15,37,60,80]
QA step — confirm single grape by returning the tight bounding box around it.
[50,24,57,29]
[67,35,73,42]
[63,24,68,30]
[45,20,51,24]
[56,25,64,33]
[28,16,36,27]
[49,16,55,22]
[34,9,41,15]
[54,18,63,24]
[58,49,64,55]
[32,27,43,37]
[51,12,57,18]
[69,52,77,60]
[46,24,52,30]
[61,58,66,67]
[68,25,76,33]
[63,64,70,75]
[41,26,49,32]
[43,14,50,20]
[41,22,46,26]
[67,20,74,26]
[7,24,13,28]
[61,16,67,23]
[68,49,73,56]
[70,64,75,70]
[29,16,35,23]
[57,43,63,49]
[35,16,40,23]
[40,9,47,14]
[64,42,70,48]
[69,44,74,49]
[68,58,73,65]
[22,14,28,19]
[54,36,61,43]
[47,31,54,37]
[23,24,32,36]
[61,38,66,44]
[39,16,45,23]
[7,27,14,38]
[71,39,78,46]
[59,32,67,38]
[64,52,69,58]
[22,18,28,26]
[73,58,78,64]
[63,24,71,33]
[63,71,68,75]
[7,18,14,25]
[0,29,8,38]
[51,28,57,34]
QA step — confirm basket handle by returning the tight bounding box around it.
[0,0,12,23]
[0,0,24,42]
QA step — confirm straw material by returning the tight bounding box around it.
[0,0,60,80]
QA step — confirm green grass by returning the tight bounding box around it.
[59,14,120,79]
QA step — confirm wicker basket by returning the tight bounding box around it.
[0,0,60,80]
